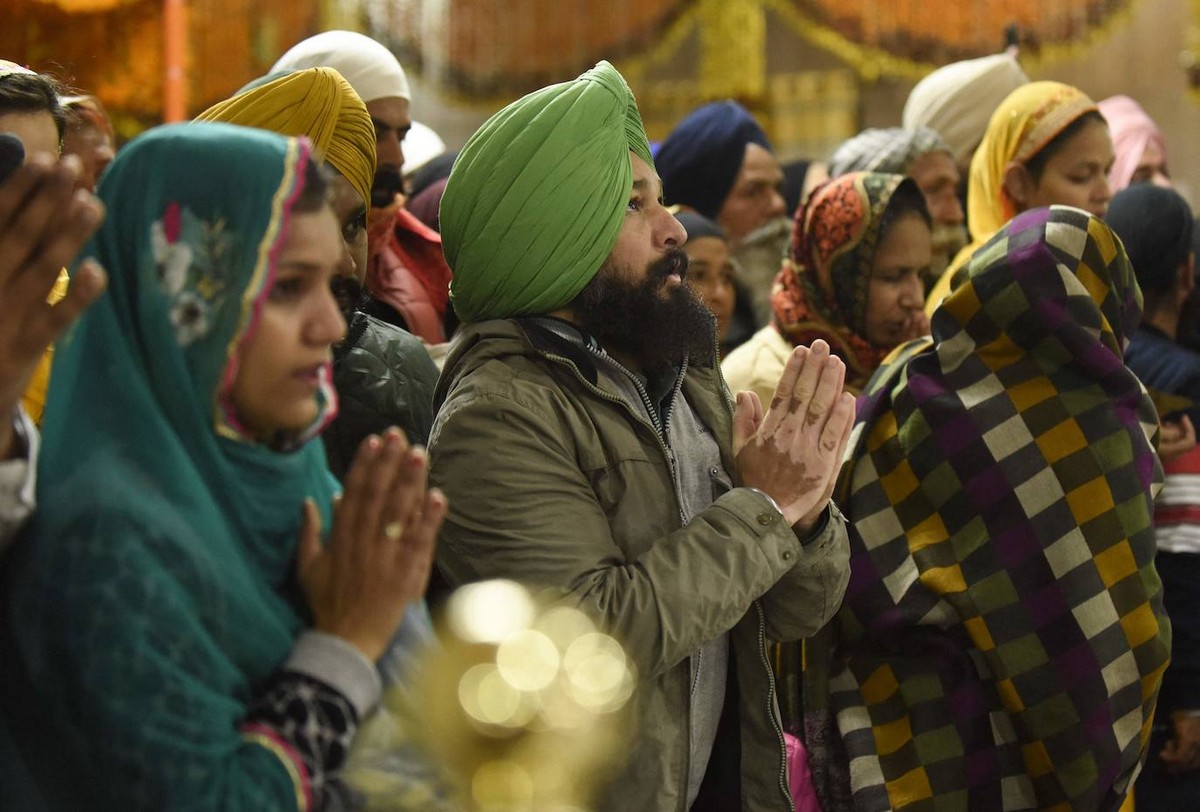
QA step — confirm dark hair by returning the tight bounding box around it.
[1023,110,1106,183]
[877,177,932,242]
[0,70,68,140]
[1107,184,1193,314]
[781,159,814,219]
[292,157,331,213]
[63,95,114,141]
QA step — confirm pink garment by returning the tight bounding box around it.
[407,177,448,234]
[1097,95,1168,192]
[366,206,452,344]
[785,731,822,812]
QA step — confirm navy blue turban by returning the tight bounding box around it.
[656,101,771,220]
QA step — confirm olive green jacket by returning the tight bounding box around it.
[428,318,850,812]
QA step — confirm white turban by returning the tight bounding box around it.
[902,54,1028,166]
[271,30,410,103]
[0,60,36,78]
[402,121,446,175]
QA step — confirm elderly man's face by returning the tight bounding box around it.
[909,151,963,229]
[909,150,967,274]
[716,143,786,246]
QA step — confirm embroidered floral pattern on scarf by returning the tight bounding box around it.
[152,201,233,347]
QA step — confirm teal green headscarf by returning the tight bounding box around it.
[1,122,340,809]
[440,60,654,323]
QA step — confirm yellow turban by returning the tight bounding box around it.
[196,67,375,212]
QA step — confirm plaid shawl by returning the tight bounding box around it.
[804,206,1170,812]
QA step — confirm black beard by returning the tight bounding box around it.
[569,249,716,374]
[371,166,405,208]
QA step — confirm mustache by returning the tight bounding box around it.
[371,166,405,208]
[930,223,969,253]
[741,216,792,246]
[649,249,689,283]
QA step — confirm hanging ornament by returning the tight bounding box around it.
[1186,0,1200,102]
[697,0,767,100]
[31,0,134,11]
[764,0,1137,80]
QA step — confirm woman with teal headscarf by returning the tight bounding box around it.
[0,122,445,811]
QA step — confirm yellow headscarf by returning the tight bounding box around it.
[926,81,1097,313]
[196,67,375,213]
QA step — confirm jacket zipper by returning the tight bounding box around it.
[541,340,757,805]
[558,345,690,526]
[755,601,794,808]
[572,348,705,699]
[712,334,790,807]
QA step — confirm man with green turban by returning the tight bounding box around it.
[430,61,853,811]
[440,61,654,322]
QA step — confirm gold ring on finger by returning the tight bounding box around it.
[383,521,403,541]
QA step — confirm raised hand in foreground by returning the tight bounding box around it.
[0,152,107,458]
[298,428,446,661]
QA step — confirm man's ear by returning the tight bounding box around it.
[1002,162,1034,210]
[1180,252,1196,296]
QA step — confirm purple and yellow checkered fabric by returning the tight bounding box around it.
[805,206,1170,812]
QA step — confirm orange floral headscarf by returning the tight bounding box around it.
[771,171,918,391]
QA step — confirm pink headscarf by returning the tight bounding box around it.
[1098,95,1168,192]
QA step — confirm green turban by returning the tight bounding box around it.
[440,61,654,323]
